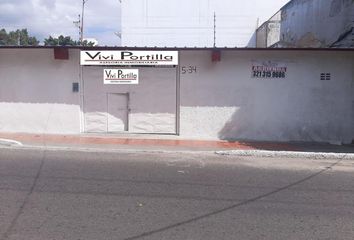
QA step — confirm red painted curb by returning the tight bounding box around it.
[0,133,300,151]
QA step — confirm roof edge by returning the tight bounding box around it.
[0,46,353,51]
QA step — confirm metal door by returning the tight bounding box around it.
[83,66,177,134]
[107,93,129,132]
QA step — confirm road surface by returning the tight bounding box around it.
[0,148,353,240]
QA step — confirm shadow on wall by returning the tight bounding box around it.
[216,106,307,143]
[218,106,253,142]
[218,110,354,153]
[217,102,348,144]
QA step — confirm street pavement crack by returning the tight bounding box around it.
[123,155,347,240]
[0,150,46,240]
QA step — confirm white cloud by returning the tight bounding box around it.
[0,0,121,46]
[39,0,56,10]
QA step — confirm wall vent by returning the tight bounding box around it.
[54,48,69,60]
[320,73,331,81]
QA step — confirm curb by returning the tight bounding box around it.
[1,143,354,160]
[0,138,23,147]
[0,144,215,155]
[215,150,354,160]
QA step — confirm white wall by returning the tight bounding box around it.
[0,49,81,134]
[1,48,353,144]
[179,50,354,143]
[121,0,289,47]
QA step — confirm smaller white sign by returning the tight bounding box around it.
[104,69,139,84]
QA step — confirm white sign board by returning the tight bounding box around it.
[104,69,139,84]
[81,51,178,66]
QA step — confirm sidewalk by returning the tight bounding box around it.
[1,132,354,156]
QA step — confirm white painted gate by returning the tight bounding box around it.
[83,66,177,134]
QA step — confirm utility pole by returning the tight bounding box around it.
[80,0,88,45]
[213,12,216,48]
[73,14,81,41]
[17,32,21,46]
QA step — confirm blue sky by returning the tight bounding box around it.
[0,0,121,46]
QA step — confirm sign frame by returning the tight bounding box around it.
[103,69,139,85]
[81,50,179,66]
[251,60,287,79]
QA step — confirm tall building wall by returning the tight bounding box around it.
[257,0,354,48]
[280,0,354,47]
[121,0,289,47]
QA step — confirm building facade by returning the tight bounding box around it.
[120,0,289,47]
[257,0,354,48]
[0,47,353,144]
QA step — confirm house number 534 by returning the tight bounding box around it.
[181,66,197,74]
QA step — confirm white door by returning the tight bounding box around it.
[107,93,129,132]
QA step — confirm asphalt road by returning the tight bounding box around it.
[0,148,353,240]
